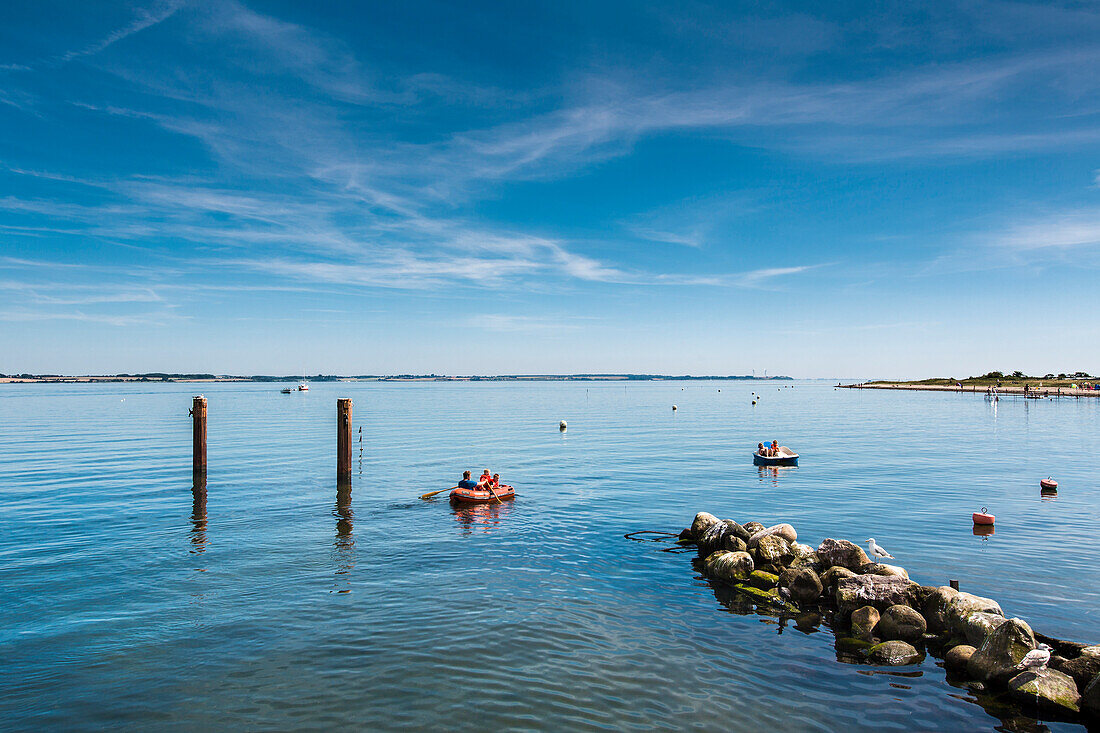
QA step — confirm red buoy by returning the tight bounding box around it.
[972,507,995,525]
[1040,478,1058,490]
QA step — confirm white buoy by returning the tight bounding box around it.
[559,420,567,431]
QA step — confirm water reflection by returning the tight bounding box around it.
[452,499,515,535]
[1040,489,1058,502]
[756,465,796,485]
[190,479,208,558]
[333,480,354,592]
[972,524,995,538]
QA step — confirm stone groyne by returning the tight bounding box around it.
[680,512,1100,722]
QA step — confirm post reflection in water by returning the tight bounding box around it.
[333,480,354,592]
[452,499,515,535]
[190,479,208,560]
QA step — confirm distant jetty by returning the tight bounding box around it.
[1,372,793,385]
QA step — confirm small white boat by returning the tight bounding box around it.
[298,383,309,391]
[281,387,293,394]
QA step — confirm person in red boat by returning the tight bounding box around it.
[491,473,501,488]
[477,469,492,488]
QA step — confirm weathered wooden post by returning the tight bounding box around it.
[337,398,352,482]
[191,395,207,482]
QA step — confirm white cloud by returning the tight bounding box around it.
[993,211,1100,250]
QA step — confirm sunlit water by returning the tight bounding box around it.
[2,380,1098,731]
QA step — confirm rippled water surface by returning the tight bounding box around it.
[2,380,1098,731]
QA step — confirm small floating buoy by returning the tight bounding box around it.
[559,420,567,431]
[752,400,756,405]
[672,405,677,411]
[1040,477,1058,491]
[972,507,995,525]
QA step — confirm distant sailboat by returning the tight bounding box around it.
[298,382,309,391]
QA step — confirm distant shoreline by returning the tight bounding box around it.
[841,381,1099,398]
[1,373,795,384]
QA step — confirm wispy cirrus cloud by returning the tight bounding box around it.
[992,210,1100,251]
[6,0,1097,306]
[466,314,592,333]
[0,308,178,327]
[731,265,823,288]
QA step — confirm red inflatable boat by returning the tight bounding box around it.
[449,484,515,504]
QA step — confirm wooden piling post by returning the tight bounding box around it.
[337,398,352,482]
[191,395,207,482]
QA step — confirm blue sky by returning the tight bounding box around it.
[1,1,1098,377]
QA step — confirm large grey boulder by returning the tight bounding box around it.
[877,604,927,643]
[1007,668,1080,714]
[868,640,921,665]
[753,534,793,566]
[788,542,819,568]
[817,538,871,570]
[961,611,1007,647]
[690,512,720,540]
[748,523,797,548]
[946,592,1003,638]
[967,618,1037,684]
[836,574,918,616]
[850,606,879,642]
[922,586,959,634]
[787,567,824,604]
[703,550,754,583]
[944,644,977,673]
[697,520,749,557]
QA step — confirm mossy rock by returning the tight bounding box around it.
[749,570,779,590]
[868,640,922,666]
[836,637,875,654]
[1007,668,1080,714]
[734,583,798,612]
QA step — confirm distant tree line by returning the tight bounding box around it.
[971,370,1093,380]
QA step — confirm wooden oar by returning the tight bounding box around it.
[486,484,503,504]
[420,486,458,500]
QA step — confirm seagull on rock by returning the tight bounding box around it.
[866,538,894,559]
[1016,643,1053,671]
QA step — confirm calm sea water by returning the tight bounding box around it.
[2,380,1098,731]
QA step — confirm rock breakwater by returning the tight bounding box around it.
[680,511,1100,725]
